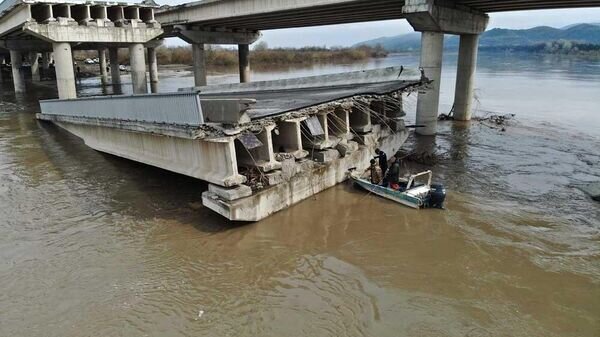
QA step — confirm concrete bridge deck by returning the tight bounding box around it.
[191,67,423,120]
[36,67,423,220]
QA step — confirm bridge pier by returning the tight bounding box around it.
[453,34,480,121]
[30,52,40,82]
[192,43,207,86]
[238,44,250,83]
[53,42,77,99]
[403,0,488,134]
[9,50,25,93]
[98,49,108,86]
[173,27,260,87]
[108,47,121,86]
[129,43,148,94]
[416,31,443,136]
[40,53,50,81]
[147,46,159,93]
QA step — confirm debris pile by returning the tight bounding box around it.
[477,113,516,131]
[238,167,268,191]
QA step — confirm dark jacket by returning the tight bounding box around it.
[375,151,388,174]
[388,160,400,184]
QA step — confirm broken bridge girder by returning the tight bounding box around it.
[170,25,261,45]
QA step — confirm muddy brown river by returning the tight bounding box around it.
[1,53,599,336]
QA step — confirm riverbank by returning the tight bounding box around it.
[73,45,388,70]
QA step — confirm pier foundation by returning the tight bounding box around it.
[193,43,207,86]
[10,50,25,93]
[109,47,121,86]
[98,49,108,86]
[416,31,443,136]
[129,43,148,94]
[453,34,480,121]
[238,44,250,83]
[30,52,40,82]
[53,42,77,99]
[148,47,159,93]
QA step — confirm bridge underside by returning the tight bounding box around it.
[156,0,600,31]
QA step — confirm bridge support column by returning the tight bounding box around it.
[416,31,443,136]
[10,50,25,93]
[42,53,50,69]
[192,43,207,86]
[238,44,250,83]
[453,34,479,121]
[129,43,148,94]
[98,49,108,86]
[53,42,77,99]
[108,47,121,88]
[147,47,159,93]
[30,53,40,82]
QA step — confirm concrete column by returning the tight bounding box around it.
[53,42,76,99]
[416,31,444,136]
[147,47,159,93]
[9,50,25,93]
[192,43,207,87]
[42,52,50,69]
[30,52,40,82]
[0,56,4,82]
[98,48,108,86]
[108,47,121,85]
[238,44,250,83]
[129,43,147,94]
[453,34,479,121]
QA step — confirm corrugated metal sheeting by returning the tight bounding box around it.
[40,92,205,126]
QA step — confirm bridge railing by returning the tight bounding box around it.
[39,91,255,125]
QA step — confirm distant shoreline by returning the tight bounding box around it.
[73,45,389,70]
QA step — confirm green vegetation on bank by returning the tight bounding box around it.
[355,23,600,54]
[482,40,600,57]
[154,43,388,66]
[74,43,387,66]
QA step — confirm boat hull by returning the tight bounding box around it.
[351,176,422,209]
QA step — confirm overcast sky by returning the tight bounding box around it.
[163,7,600,47]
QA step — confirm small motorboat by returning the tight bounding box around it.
[349,170,446,209]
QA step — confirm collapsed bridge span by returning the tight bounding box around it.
[36,66,427,221]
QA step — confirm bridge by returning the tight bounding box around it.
[1,0,599,220]
[155,0,600,135]
[0,0,598,130]
[0,0,161,97]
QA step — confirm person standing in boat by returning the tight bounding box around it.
[387,157,401,190]
[365,159,383,185]
[374,148,388,176]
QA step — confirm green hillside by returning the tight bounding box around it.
[355,24,600,51]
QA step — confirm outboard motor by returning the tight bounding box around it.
[428,183,446,209]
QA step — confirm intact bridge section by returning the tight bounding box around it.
[0,0,162,97]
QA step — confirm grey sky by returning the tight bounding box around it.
[163,7,600,47]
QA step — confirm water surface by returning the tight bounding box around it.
[1,52,599,337]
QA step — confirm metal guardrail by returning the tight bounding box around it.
[40,91,205,125]
[0,0,156,17]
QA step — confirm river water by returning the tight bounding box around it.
[1,52,599,336]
